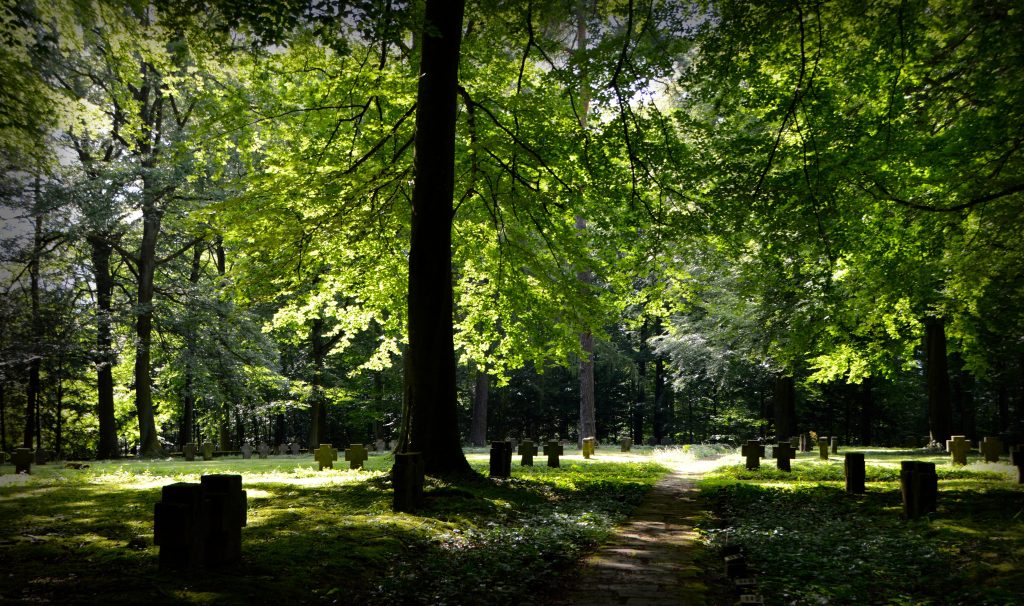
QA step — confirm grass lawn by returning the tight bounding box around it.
[698,447,1024,606]
[0,447,671,605]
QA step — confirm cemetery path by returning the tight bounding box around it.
[547,456,734,606]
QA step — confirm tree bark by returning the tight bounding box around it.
[470,370,489,446]
[924,317,952,447]
[634,345,647,444]
[859,377,874,446]
[133,182,162,457]
[90,234,120,458]
[308,317,328,447]
[24,210,42,449]
[773,374,796,440]
[398,0,470,476]
[179,242,202,449]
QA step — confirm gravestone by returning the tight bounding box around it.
[13,448,33,474]
[183,443,197,462]
[724,553,748,578]
[489,441,513,478]
[277,443,289,455]
[738,596,764,605]
[773,442,796,472]
[741,440,765,470]
[831,436,839,454]
[900,461,938,519]
[313,444,338,470]
[240,444,254,460]
[646,437,657,446]
[620,438,632,452]
[392,452,424,513]
[544,440,563,468]
[818,437,829,460]
[375,439,386,452]
[0,451,7,466]
[344,444,368,469]
[1013,450,1024,484]
[289,442,301,456]
[844,452,866,494]
[388,440,398,450]
[153,473,247,569]
[582,437,596,459]
[979,437,1003,463]
[34,448,48,465]
[509,438,518,451]
[201,442,214,461]
[946,435,970,465]
[257,443,270,459]
[518,439,537,466]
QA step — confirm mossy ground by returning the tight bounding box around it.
[698,448,1024,605]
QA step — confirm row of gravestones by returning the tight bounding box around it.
[486,437,635,477]
[1,448,54,474]
[181,440,398,462]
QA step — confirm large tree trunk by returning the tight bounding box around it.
[24,211,42,449]
[773,374,796,440]
[308,317,328,447]
[133,186,162,457]
[634,343,646,445]
[470,370,489,446]
[859,377,874,446]
[924,317,952,447]
[397,0,470,476]
[179,243,202,449]
[90,235,120,458]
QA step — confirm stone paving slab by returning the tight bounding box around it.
[547,458,733,606]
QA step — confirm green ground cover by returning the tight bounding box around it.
[0,449,668,605]
[699,448,1024,606]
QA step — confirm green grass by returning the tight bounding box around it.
[699,448,1024,605]
[0,450,668,605]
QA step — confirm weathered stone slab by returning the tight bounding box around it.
[183,443,196,462]
[620,437,632,452]
[980,437,1003,463]
[240,444,253,460]
[490,441,512,477]
[154,473,247,569]
[900,461,937,519]
[34,448,48,465]
[13,448,33,474]
[201,442,214,461]
[831,436,839,454]
[277,443,289,455]
[374,439,386,452]
[844,452,865,494]
[392,452,424,513]
[289,442,301,456]
[257,443,270,459]
[582,437,596,459]
[818,437,829,460]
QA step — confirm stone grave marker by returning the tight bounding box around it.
[277,443,289,455]
[34,448,48,465]
[489,441,513,478]
[313,444,338,470]
[724,553,748,578]
[620,437,632,452]
[738,595,764,605]
[844,452,866,494]
[979,437,1003,463]
[1012,449,1024,484]
[646,437,657,446]
[344,443,368,469]
[183,443,197,462]
[946,435,970,465]
[582,437,596,459]
[741,440,765,470]
[392,452,425,513]
[154,473,247,569]
[0,451,7,466]
[773,441,796,472]
[831,436,839,454]
[900,461,937,519]
[13,448,33,474]
[388,439,398,450]
[240,444,254,460]
[509,438,518,451]
[201,442,214,461]
[289,442,301,456]
[544,440,563,468]
[257,443,270,459]
[518,439,537,466]
[818,437,829,460]
[375,439,386,452]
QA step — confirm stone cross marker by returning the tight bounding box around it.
[277,443,289,455]
[979,437,1003,463]
[183,443,197,462]
[489,441,513,478]
[257,443,270,459]
[818,437,830,460]
[313,444,338,470]
[544,440,563,468]
[518,439,537,466]
[582,437,596,459]
[344,443,368,469]
[900,461,938,519]
[773,442,797,472]
[620,438,632,452]
[289,442,301,456]
[741,441,765,470]
[201,442,214,461]
[946,435,970,465]
[240,444,254,460]
[844,452,866,494]
[831,436,839,454]
[13,448,33,474]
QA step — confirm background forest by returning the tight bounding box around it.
[1,0,1021,461]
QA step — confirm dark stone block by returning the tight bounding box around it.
[900,461,937,519]
[489,441,513,478]
[844,453,866,494]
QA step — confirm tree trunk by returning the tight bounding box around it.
[634,353,646,445]
[54,367,64,457]
[470,370,489,446]
[180,243,202,449]
[90,235,120,458]
[133,183,162,457]
[924,317,952,447]
[951,353,975,440]
[773,374,796,440]
[24,210,43,449]
[653,354,667,442]
[859,377,874,446]
[397,0,470,476]
[308,317,328,447]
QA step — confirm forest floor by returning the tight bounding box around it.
[1,446,1021,605]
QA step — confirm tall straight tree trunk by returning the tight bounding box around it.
[470,370,489,446]
[24,209,43,449]
[773,374,796,440]
[859,377,874,446]
[90,235,119,458]
[924,317,952,447]
[634,346,646,444]
[180,243,202,449]
[309,317,328,447]
[397,0,470,476]
[133,186,162,457]
[575,1,596,447]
